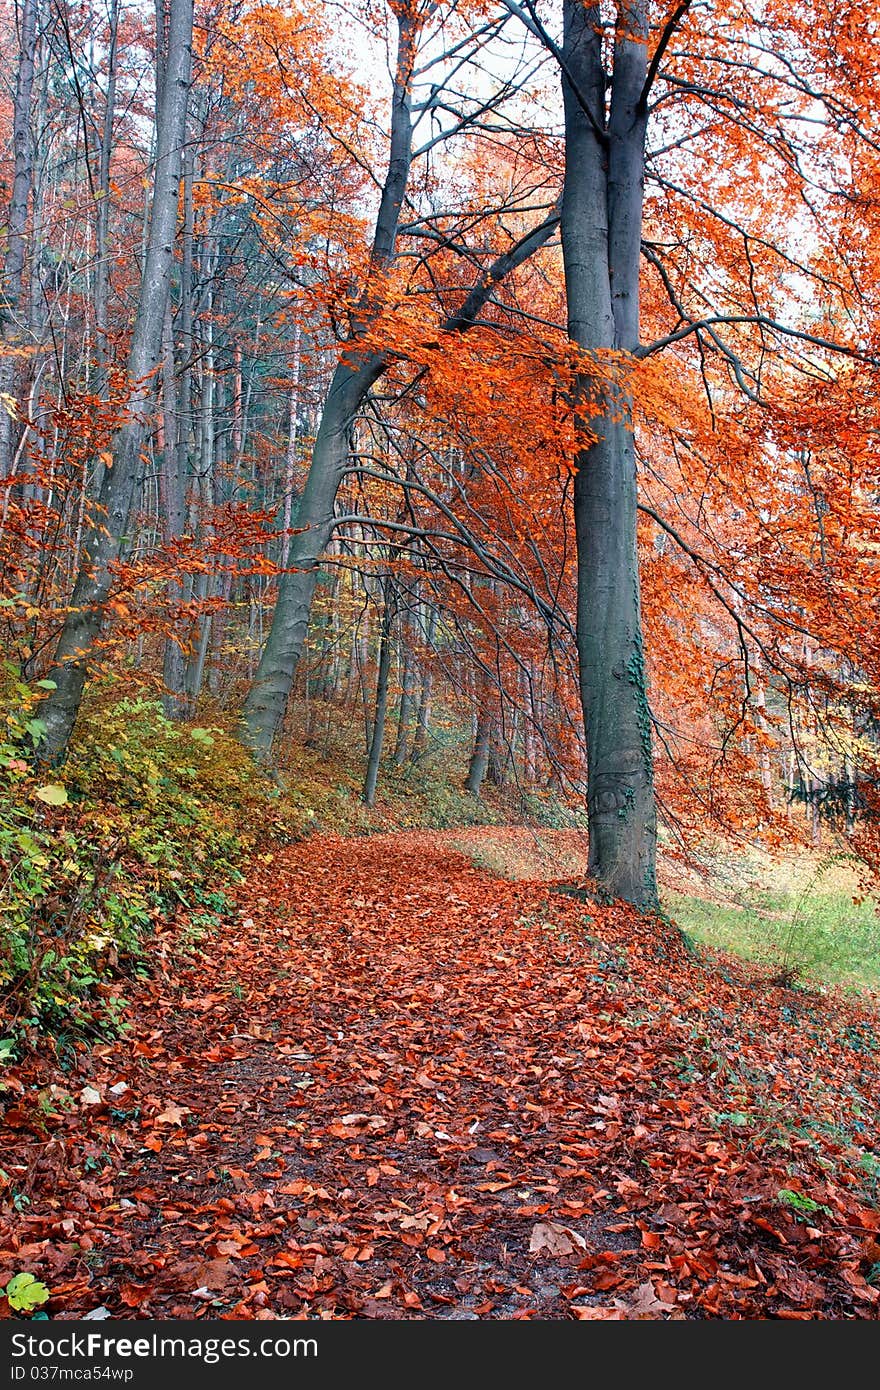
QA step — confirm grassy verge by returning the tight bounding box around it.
[667,880,880,994]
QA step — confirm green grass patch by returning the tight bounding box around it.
[666,882,880,992]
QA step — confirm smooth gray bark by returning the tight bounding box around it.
[393,634,416,764]
[241,359,387,753]
[281,326,302,568]
[465,708,493,795]
[0,0,38,480]
[159,298,188,715]
[363,577,396,806]
[410,606,437,764]
[93,0,119,381]
[560,0,658,907]
[183,248,216,707]
[37,0,194,762]
[161,139,195,709]
[239,7,419,756]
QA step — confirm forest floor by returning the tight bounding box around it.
[2,829,880,1320]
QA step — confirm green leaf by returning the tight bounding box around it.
[34,679,57,691]
[34,784,68,807]
[778,1188,832,1219]
[190,728,215,746]
[5,1273,51,1312]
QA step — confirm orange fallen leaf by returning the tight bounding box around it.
[155,1105,190,1126]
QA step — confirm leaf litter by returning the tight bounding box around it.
[1,830,879,1320]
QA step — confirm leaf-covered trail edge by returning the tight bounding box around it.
[2,831,880,1320]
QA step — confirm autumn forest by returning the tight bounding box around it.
[2,0,880,1325]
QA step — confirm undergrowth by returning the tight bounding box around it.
[0,674,290,1052]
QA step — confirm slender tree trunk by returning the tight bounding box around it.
[410,606,437,764]
[465,706,493,795]
[184,264,215,705]
[363,576,396,806]
[241,358,385,754]
[0,0,38,481]
[785,747,796,818]
[160,298,188,715]
[36,0,194,762]
[522,667,537,783]
[281,324,301,568]
[93,0,119,384]
[754,657,774,812]
[810,773,821,844]
[845,751,855,833]
[561,0,658,907]
[239,8,419,758]
[163,138,195,691]
[503,703,519,784]
[393,621,416,764]
[411,672,433,764]
[357,600,373,754]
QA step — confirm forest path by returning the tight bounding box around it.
[3,831,880,1320]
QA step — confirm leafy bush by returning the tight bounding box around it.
[0,678,281,1048]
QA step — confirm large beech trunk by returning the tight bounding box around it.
[561,0,658,907]
[37,0,194,763]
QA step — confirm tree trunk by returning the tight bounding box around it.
[393,624,416,764]
[241,359,385,754]
[159,297,188,715]
[239,7,420,758]
[560,0,658,907]
[465,706,493,795]
[0,0,38,481]
[183,256,215,707]
[36,0,194,762]
[93,0,119,385]
[161,137,195,706]
[363,576,396,807]
[754,657,774,813]
[410,606,437,765]
[522,666,537,783]
[281,324,302,568]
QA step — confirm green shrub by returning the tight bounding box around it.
[0,681,280,1047]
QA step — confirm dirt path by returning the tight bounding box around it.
[2,832,879,1319]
